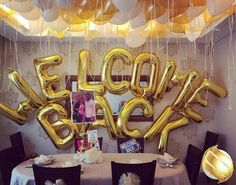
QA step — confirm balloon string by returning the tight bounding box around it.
[0,44,5,92]
[68,31,72,89]
[14,30,22,78]
[227,16,233,110]
[40,18,45,54]
[204,31,207,80]
[87,40,95,82]
[0,24,8,92]
[7,34,11,91]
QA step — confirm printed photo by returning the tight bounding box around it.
[71,92,96,123]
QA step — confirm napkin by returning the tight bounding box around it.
[74,147,103,164]
[34,154,53,165]
[119,172,141,185]
[162,152,177,164]
[74,152,86,162]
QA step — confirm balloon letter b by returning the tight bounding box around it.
[37,103,78,149]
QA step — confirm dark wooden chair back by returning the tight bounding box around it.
[75,137,103,152]
[117,138,144,153]
[9,132,26,161]
[0,146,22,185]
[203,131,219,152]
[185,144,203,185]
[111,160,156,185]
[33,164,81,185]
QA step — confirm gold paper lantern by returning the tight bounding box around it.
[201,145,234,183]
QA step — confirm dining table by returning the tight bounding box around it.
[10,153,191,185]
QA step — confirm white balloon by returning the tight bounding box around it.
[131,10,147,29]
[112,0,137,12]
[186,30,202,42]
[109,2,142,25]
[156,10,169,24]
[207,0,234,16]
[42,5,59,22]
[189,14,205,31]
[55,0,76,8]
[48,16,68,32]
[125,30,147,48]
[109,12,129,25]
[185,6,206,21]
[186,14,205,41]
[7,0,35,13]
[29,17,47,34]
[127,1,143,19]
[20,6,40,21]
[33,0,54,10]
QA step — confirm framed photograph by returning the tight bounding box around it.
[119,139,140,153]
[87,130,100,150]
[71,91,96,123]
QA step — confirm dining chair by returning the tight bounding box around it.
[0,146,22,185]
[203,131,219,152]
[32,164,81,185]
[9,132,26,162]
[185,144,203,185]
[75,137,103,152]
[111,160,157,185]
[117,138,144,153]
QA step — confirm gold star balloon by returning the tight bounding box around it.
[201,145,234,183]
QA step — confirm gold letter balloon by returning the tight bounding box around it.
[102,48,134,94]
[0,70,45,124]
[37,103,79,149]
[78,50,106,95]
[0,48,229,155]
[34,55,71,102]
[131,52,159,97]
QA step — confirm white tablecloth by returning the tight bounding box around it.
[10,153,190,185]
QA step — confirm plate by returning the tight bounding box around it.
[157,158,179,168]
[84,159,96,164]
[158,163,176,168]
[157,156,178,165]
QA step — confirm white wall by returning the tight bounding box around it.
[215,32,236,185]
[0,38,227,163]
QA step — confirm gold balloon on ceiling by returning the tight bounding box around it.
[0,0,235,43]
